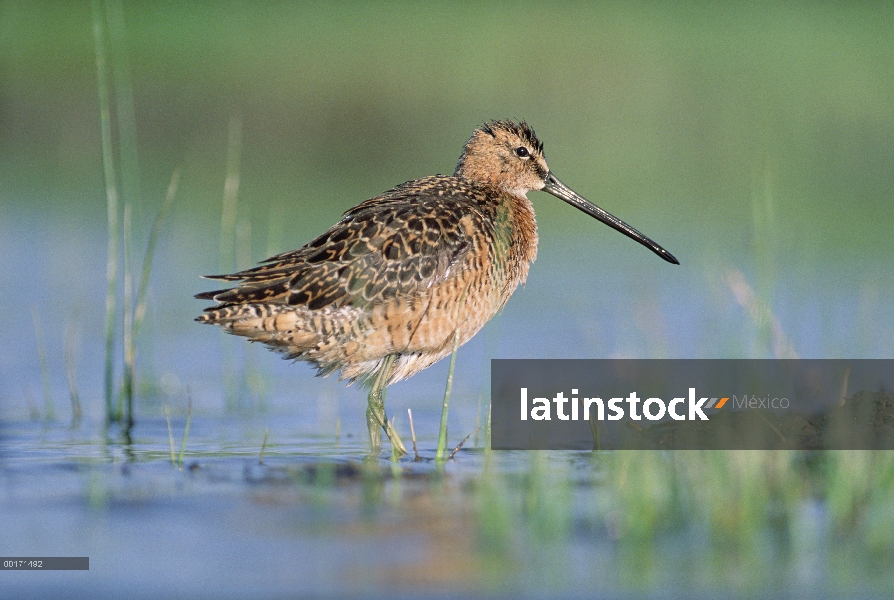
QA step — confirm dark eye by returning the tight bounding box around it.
[514,146,529,158]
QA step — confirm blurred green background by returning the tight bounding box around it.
[1,1,892,416]
[3,3,894,598]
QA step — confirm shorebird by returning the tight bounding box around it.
[196,120,678,455]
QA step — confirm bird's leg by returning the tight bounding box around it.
[366,355,392,454]
[366,397,383,455]
[366,354,407,456]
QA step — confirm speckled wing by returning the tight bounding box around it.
[197,176,489,312]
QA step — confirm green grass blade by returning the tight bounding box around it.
[91,0,120,423]
[121,203,134,426]
[64,320,82,425]
[134,168,180,333]
[106,0,141,430]
[259,428,269,465]
[485,403,491,458]
[436,330,461,462]
[178,391,193,469]
[105,0,141,223]
[164,405,175,466]
[408,409,420,461]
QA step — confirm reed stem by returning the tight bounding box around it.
[91,0,120,423]
[436,329,461,462]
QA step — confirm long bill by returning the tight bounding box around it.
[542,172,679,265]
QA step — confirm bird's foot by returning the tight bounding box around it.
[383,421,407,456]
[366,403,407,457]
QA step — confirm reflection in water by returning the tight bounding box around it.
[3,417,894,597]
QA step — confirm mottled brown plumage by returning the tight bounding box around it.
[197,120,678,454]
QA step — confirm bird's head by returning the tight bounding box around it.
[455,119,549,197]
[455,119,679,265]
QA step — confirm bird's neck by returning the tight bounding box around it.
[493,191,538,284]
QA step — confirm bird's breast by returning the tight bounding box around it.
[489,192,538,298]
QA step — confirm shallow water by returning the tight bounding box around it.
[4,415,894,599]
